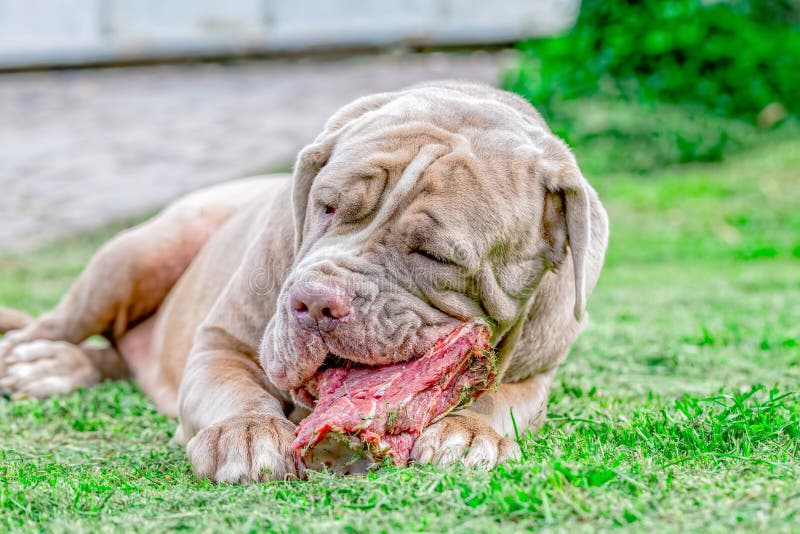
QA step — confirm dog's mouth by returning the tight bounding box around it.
[289,352,371,408]
[318,352,350,373]
[290,320,499,470]
[289,320,496,409]
[289,352,349,408]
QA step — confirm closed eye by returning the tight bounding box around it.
[412,248,457,266]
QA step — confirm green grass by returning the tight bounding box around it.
[1,139,799,532]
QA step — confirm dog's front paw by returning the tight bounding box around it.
[186,414,303,483]
[0,340,99,399]
[0,330,27,374]
[411,414,521,468]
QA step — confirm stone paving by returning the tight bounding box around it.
[0,51,512,250]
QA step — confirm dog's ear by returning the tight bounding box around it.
[539,148,593,322]
[291,136,335,253]
[292,92,398,253]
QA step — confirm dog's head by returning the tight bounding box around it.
[260,82,596,391]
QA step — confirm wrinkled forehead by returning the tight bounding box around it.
[312,95,540,258]
[323,90,537,182]
[338,91,534,150]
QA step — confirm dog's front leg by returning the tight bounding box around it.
[411,369,556,468]
[173,220,300,483]
[176,344,300,482]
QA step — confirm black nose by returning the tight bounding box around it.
[289,281,352,331]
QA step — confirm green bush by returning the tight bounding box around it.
[545,99,795,175]
[503,0,800,172]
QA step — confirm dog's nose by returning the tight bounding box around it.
[289,281,352,330]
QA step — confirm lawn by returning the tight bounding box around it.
[1,139,799,532]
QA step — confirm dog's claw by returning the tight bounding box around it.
[411,413,521,469]
[186,414,304,483]
[0,340,99,400]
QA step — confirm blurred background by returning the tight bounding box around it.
[0,0,798,253]
[0,0,576,250]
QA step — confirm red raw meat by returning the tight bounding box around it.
[292,321,497,473]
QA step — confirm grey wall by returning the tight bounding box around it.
[0,0,578,68]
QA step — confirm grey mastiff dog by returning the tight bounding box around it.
[0,82,608,482]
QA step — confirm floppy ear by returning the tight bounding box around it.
[291,92,398,253]
[292,136,335,253]
[541,154,593,322]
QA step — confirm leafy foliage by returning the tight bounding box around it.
[503,0,800,172]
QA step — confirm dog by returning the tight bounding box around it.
[0,81,608,482]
